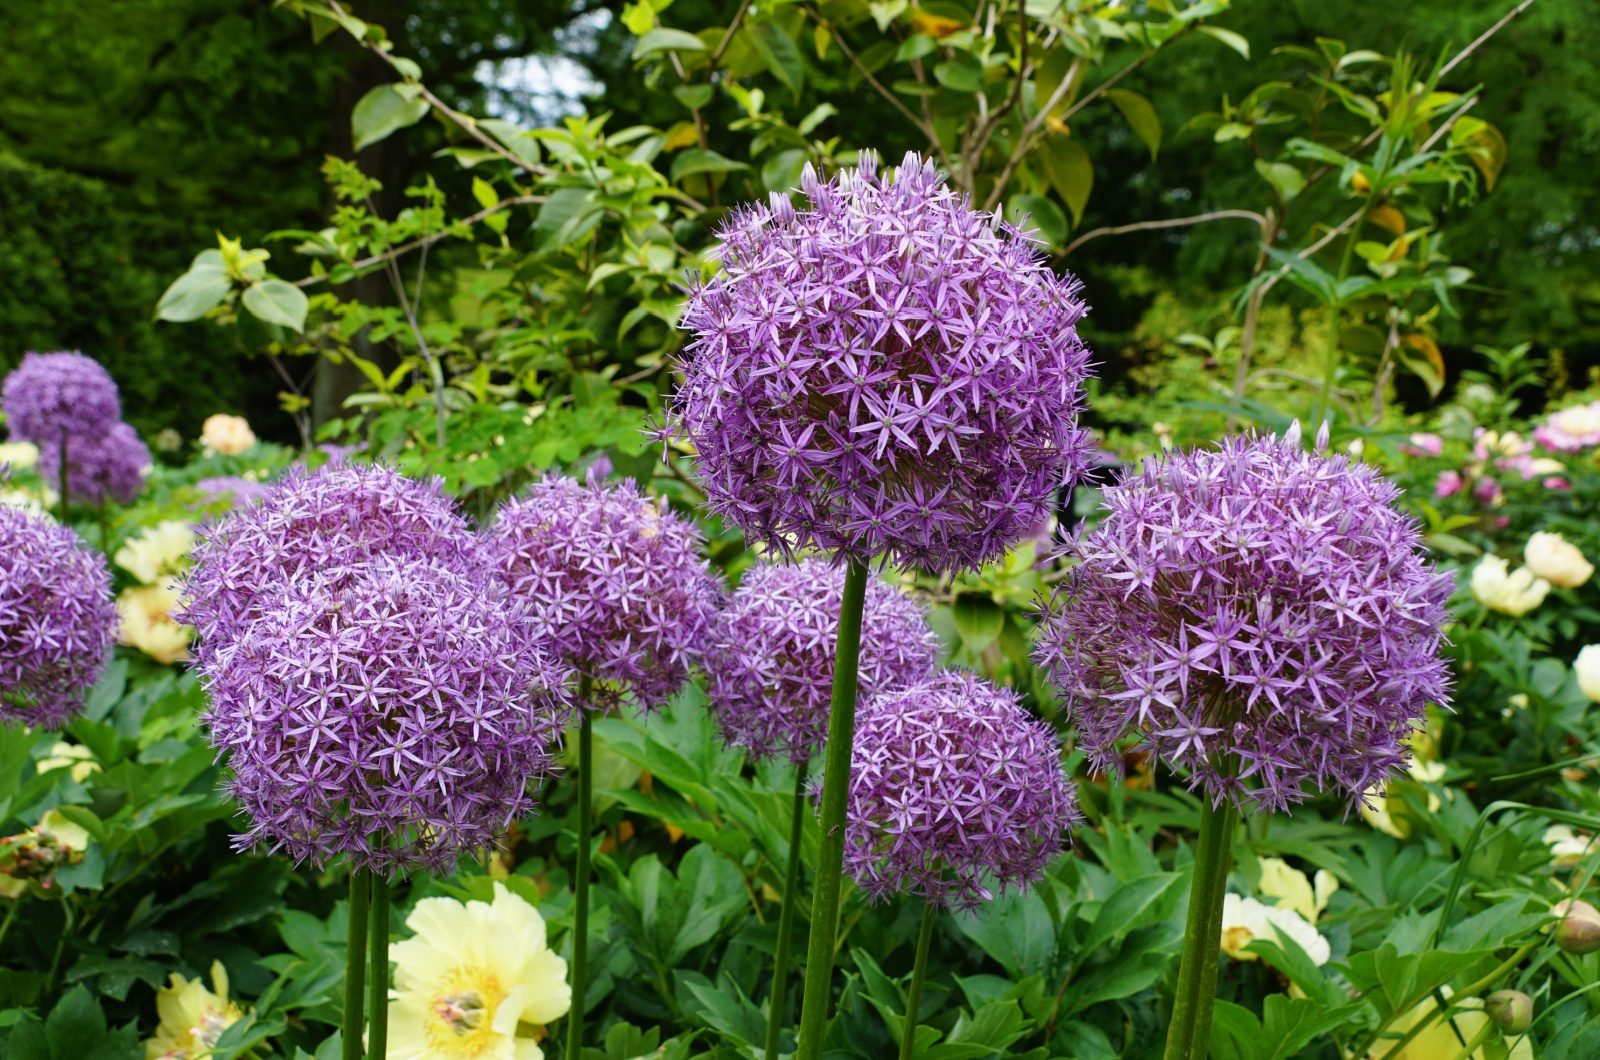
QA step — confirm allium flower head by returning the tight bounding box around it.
[1033,422,1454,813]
[195,555,571,875]
[2,352,121,448]
[704,558,939,763]
[485,473,721,714]
[671,151,1095,572]
[180,463,478,643]
[0,506,116,728]
[843,671,1078,910]
[38,421,151,505]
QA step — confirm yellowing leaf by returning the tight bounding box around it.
[1402,334,1446,378]
[662,121,701,151]
[1451,117,1508,192]
[1367,204,1406,237]
[910,10,966,37]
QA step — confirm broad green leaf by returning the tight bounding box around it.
[351,83,429,151]
[952,594,1004,653]
[631,28,707,59]
[947,888,1056,979]
[934,52,985,93]
[156,265,230,323]
[533,187,602,253]
[1198,25,1251,59]
[1107,88,1161,160]
[621,1,657,35]
[746,21,804,93]
[1077,872,1181,956]
[1038,136,1093,225]
[1005,194,1066,246]
[478,118,541,165]
[1034,47,1081,117]
[470,176,499,210]
[672,83,713,111]
[670,148,750,182]
[1061,951,1169,1015]
[1254,159,1305,201]
[1209,1000,1263,1060]
[242,280,309,332]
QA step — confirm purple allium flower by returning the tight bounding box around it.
[485,473,721,714]
[0,506,116,728]
[669,151,1095,573]
[1032,423,1454,814]
[195,554,571,875]
[704,558,939,763]
[180,463,479,644]
[842,671,1078,911]
[2,352,121,449]
[39,422,151,505]
[192,476,271,510]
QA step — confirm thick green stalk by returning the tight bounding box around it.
[898,901,938,1060]
[764,761,810,1060]
[368,873,390,1060]
[794,559,869,1060]
[1163,797,1238,1060]
[565,708,595,1060]
[344,869,372,1060]
[57,436,68,526]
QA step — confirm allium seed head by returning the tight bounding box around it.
[39,422,151,505]
[485,473,722,715]
[0,506,116,728]
[704,558,939,763]
[1033,424,1454,813]
[195,554,571,875]
[671,151,1095,572]
[843,671,1078,911]
[2,352,122,449]
[179,464,479,644]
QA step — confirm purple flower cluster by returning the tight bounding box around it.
[1033,423,1454,813]
[704,558,939,763]
[670,151,1094,573]
[484,473,721,714]
[843,671,1077,910]
[181,463,479,643]
[3,352,150,506]
[197,555,570,875]
[0,506,116,728]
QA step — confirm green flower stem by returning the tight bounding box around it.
[344,868,371,1060]
[1163,795,1238,1060]
[565,702,595,1060]
[57,436,68,526]
[764,759,810,1060]
[898,900,938,1060]
[368,872,390,1060]
[0,897,20,953]
[794,558,870,1060]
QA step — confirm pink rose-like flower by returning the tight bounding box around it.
[1434,471,1464,499]
[1401,433,1443,458]
[1473,476,1503,506]
[1536,401,1600,452]
[1544,477,1571,491]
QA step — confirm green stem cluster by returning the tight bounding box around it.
[764,761,810,1060]
[1163,796,1239,1060]
[566,708,596,1058]
[342,868,392,1060]
[898,901,938,1060]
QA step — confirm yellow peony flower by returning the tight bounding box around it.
[144,961,245,1060]
[199,415,256,456]
[36,809,90,854]
[1470,555,1550,617]
[1524,531,1594,589]
[1369,988,1533,1060]
[117,579,193,664]
[38,742,100,783]
[388,882,571,1060]
[1258,858,1338,924]
[1219,893,1330,966]
[115,521,197,585]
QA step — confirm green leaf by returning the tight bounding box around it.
[669,148,750,182]
[1106,88,1161,160]
[1034,47,1080,117]
[934,52,985,93]
[1060,951,1170,1016]
[533,188,602,253]
[746,21,804,93]
[1254,159,1305,201]
[155,266,230,323]
[948,889,1056,980]
[1198,25,1251,59]
[673,83,713,111]
[471,176,499,210]
[621,1,657,36]
[351,83,429,151]
[242,280,309,332]
[52,805,106,843]
[477,118,541,165]
[952,594,1004,654]
[45,986,105,1059]
[1078,872,1181,956]
[1038,137,1093,225]
[1004,194,1066,246]
[895,35,937,62]
[1209,1000,1263,1060]
[631,28,707,59]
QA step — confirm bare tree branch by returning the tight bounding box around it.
[1062,210,1269,257]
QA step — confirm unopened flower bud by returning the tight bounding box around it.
[1485,990,1533,1034]
[1552,899,1600,954]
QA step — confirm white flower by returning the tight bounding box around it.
[199,414,256,456]
[0,442,40,471]
[1470,555,1550,616]
[117,579,192,664]
[37,743,99,783]
[388,882,570,1060]
[1524,531,1594,589]
[1543,825,1599,868]
[1219,893,1330,966]
[1258,858,1338,924]
[115,521,197,584]
[1575,645,1600,703]
[144,960,244,1060]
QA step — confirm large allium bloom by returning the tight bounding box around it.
[1033,423,1454,813]
[180,463,478,643]
[38,422,151,505]
[485,473,721,714]
[1,351,121,449]
[195,555,571,874]
[0,506,116,728]
[670,151,1095,572]
[842,671,1078,911]
[704,558,939,763]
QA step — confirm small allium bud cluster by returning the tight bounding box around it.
[703,558,939,763]
[3,352,150,506]
[0,506,116,728]
[671,151,1094,573]
[1034,423,1454,813]
[485,473,722,715]
[843,671,1078,911]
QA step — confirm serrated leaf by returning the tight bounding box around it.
[1107,88,1161,159]
[351,83,429,151]
[242,280,309,332]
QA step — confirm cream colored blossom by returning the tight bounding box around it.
[1360,758,1445,839]
[1524,531,1594,589]
[144,961,244,1060]
[1258,858,1338,924]
[1543,825,1600,868]
[37,809,90,853]
[115,521,197,584]
[388,882,570,1060]
[1470,555,1550,616]
[199,414,256,456]
[0,442,39,470]
[1575,645,1600,703]
[1219,893,1330,966]
[38,743,99,783]
[117,579,192,664]
[1369,987,1533,1060]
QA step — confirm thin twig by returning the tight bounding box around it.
[1061,210,1268,257]
[802,6,937,144]
[1439,0,1537,79]
[708,0,754,70]
[1418,94,1478,152]
[293,196,543,288]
